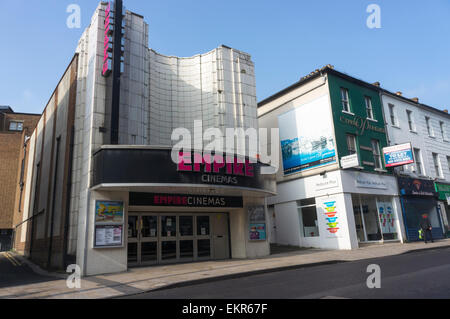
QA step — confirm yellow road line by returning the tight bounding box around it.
[4,252,21,267]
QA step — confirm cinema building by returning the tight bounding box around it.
[14,1,275,276]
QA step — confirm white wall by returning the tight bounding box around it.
[382,93,450,182]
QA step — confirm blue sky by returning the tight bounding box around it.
[1,0,449,114]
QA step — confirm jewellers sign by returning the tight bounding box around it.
[383,143,414,168]
[340,115,385,135]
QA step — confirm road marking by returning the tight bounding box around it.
[4,252,21,266]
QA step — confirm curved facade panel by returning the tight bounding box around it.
[145,46,258,150]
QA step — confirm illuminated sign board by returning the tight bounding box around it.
[102,2,113,77]
[383,143,414,168]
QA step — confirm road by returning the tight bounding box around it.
[123,247,450,299]
[0,252,57,292]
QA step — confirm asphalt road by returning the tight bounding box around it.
[0,252,57,291]
[123,247,450,299]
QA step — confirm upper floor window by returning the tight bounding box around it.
[406,110,415,131]
[388,104,397,126]
[439,121,447,140]
[413,148,424,175]
[371,139,382,169]
[432,153,443,178]
[365,96,374,120]
[9,121,23,132]
[447,156,450,173]
[346,134,357,155]
[425,117,434,136]
[341,88,350,112]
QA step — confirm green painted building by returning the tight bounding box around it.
[327,72,389,173]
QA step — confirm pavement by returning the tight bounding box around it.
[126,247,450,299]
[1,239,450,299]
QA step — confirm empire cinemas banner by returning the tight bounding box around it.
[129,193,243,208]
[92,148,276,194]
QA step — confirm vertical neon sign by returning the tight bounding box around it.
[102,2,113,77]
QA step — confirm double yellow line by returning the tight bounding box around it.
[3,252,22,267]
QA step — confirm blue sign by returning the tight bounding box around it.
[383,143,414,168]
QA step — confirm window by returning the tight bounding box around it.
[447,156,450,173]
[371,139,382,169]
[425,117,433,136]
[432,153,443,178]
[346,134,357,155]
[413,148,424,175]
[297,198,319,237]
[9,121,23,131]
[388,104,396,126]
[365,96,374,120]
[341,88,350,112]
[440,121,446,140]
[406,110,415,131]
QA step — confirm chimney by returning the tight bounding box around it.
[411,97,419,103]
[372,82,380,87]
[396,91,402,96]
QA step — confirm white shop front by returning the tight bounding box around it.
[268,169,405,250]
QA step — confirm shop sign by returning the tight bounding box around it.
[435,182,450,201]
[315,176,339,191]
[398,177,437,197]
[340,153,360,169]
[340,114,386,135]
[248,206,267,241]
[383,143,414,168]
[94,200,124,248]
[102,2,113,77]
[129,192,243,208]
[354,173,387,189]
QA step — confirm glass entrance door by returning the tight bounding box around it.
[127,213,217,266]
[127,214,158,266]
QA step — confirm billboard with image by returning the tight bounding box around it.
[278,95,336,175]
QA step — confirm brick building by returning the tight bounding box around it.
[0,106,40,251]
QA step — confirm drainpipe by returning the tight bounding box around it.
[47,137,61,268]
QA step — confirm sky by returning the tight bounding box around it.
[1,0,449,114]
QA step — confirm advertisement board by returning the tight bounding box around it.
[278,95,336,175]
[248,206,267,241]
[94,200,124,248]
[383,143,414,168]
[95,225,123,247]
[95,201,124,223]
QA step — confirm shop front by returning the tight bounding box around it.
[435,182,450,237]
[398,177,445,241]
[268,169,403,250]
[80,146,276,276]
